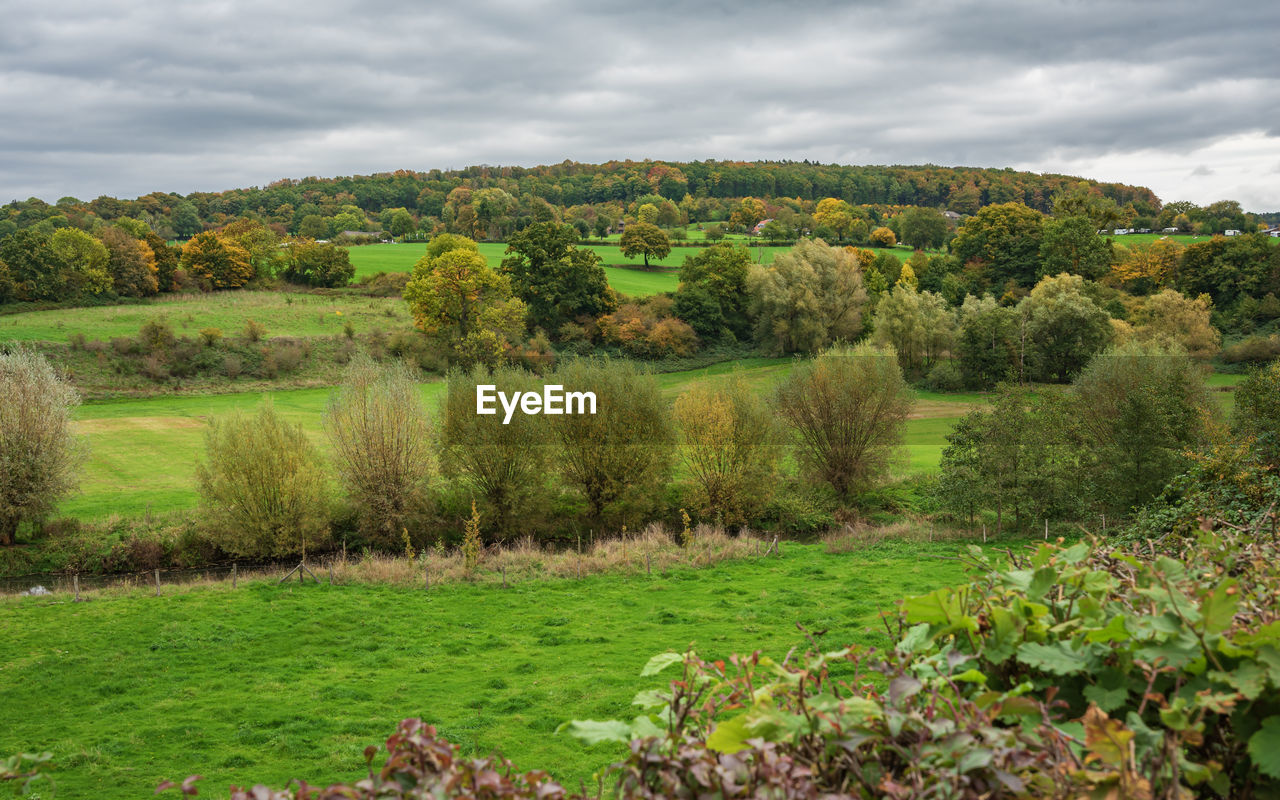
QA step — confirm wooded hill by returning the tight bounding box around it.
[1,160,1162,240]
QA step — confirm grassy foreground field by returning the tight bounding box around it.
[0,539,976,799]
[61,359,976,519]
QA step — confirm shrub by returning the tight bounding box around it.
[222,354,242,379]
[282,238,354,287]
[195,400,330,558]
[673,375,782,526]
[361,271,410,297]
[110,335,139,356]
[774,343,912,499]
[198,327,222,346]
[923,358,964,391]
[243,319,266,342]
[324,356,432,546]
[269,341,306,373]
[1221,333,1280,365]
[0,346,84,546]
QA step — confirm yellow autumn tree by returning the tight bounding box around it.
[1111,238,1183,291]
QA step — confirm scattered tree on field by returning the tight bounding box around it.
[403,235,527,367]
[284,239,354,287]
[897,206,950,250]
[619,222,671,267]
[869,226,897,248]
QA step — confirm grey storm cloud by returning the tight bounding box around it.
[1,0,1278,208]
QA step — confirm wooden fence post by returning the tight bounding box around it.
[73,574,80,602]
[232,563,238,589]
[646,552,651,577]
[154,568,160,597]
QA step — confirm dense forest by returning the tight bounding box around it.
[1,160,1175,242]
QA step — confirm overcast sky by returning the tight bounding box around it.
[2,0,1278,211]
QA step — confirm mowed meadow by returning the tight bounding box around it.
[347,241,797,294]
[0,538,979,800]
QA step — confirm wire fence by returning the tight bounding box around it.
[0,526,783,602]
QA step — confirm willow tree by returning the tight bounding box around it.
[0,347,84,546]
[749,239,867,355]
[325,356,433,545]
[774,343,912,499]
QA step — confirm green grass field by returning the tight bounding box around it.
[61,359,973,520]
[0,292,412,346]
[0,540,979,799]
[347,241,795,289]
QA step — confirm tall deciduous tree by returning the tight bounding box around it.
[99,227,159,297]
[1019,273,1113,383]
[403,235,526,367]
[1073,342,1213,513]
[897,206,950,250]
[619,222,671,267]
[749,239,867,354]
[673,243,753,341]
[500,222,614,336]
[180,231,253,289]
[1038,215,1110,280]
[937,384,1080,531]
[1130,289,1220,359]
[49,228,112,297]
[0,347,84,546]
[774,343,912,499]
[955,294,1020,388]
[951,202,1045,289]
[870,284,955,374]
